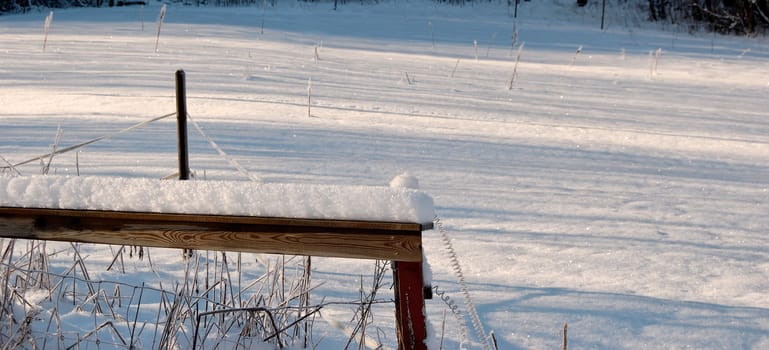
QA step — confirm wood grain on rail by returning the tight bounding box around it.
[0,207,431,261]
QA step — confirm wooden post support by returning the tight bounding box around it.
[393,261,428,350]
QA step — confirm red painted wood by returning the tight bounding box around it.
[393,261,428,350]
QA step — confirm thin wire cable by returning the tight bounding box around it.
[187,114,261,183]
[435,215,492,350]
[4,112,176,169]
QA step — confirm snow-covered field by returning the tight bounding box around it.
[1,0,768,348]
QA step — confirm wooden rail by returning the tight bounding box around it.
[0,207,429,261]
[0,206,432,349]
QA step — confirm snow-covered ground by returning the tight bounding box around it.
[1,0,768,348]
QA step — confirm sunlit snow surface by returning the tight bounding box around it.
[1,0,769,348]
[0,175,435,222]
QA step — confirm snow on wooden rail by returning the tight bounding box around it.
[0,175,435,350]
[0,176,435,222]
[0,176,435,261]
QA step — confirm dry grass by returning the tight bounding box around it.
[0,239,397,349]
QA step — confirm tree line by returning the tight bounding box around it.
[1,0,767,35]
[648,0,769,34]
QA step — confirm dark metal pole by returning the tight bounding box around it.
[514,0,519,18]
[176,69,190,180]
[601,0,606,30]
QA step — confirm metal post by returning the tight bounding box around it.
[176,69,190,180]
[601,0,607,30]
[514,0,519,18]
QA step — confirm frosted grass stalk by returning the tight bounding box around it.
[43,11,53,52]
[648,49,662,78]
[261,0,266,35]
[508,42,525,90]
[450,58,460,78]
[429,21,435,49]
[0,155,21,176]
[155,4,167,53]
[509,22,518,57]
[307,77,312,117]
[570,45,583,66]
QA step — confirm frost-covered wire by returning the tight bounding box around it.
[432,284,468,347]
[187,114,261,183]
[435,215,492,350]
[4,112,176,169]
[432,285,461,317]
